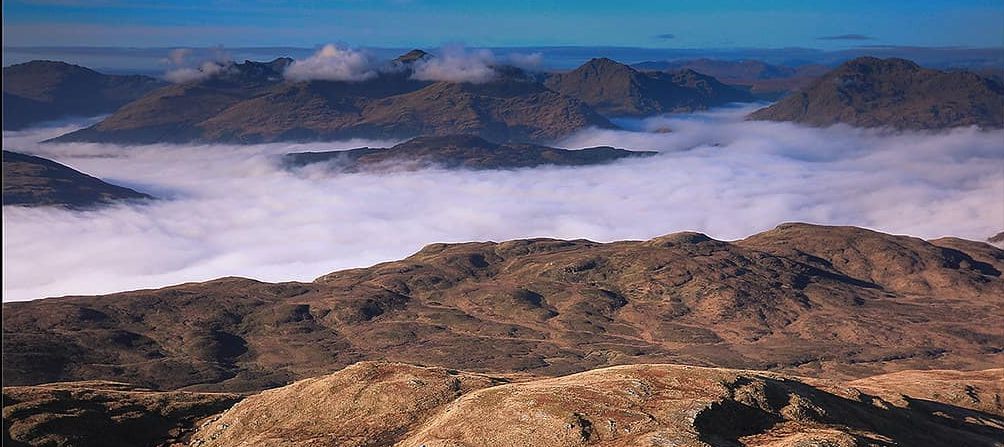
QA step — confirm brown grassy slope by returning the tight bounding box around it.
[3,223,1001,393]
[189,362,1004,447]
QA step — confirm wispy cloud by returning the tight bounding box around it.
[817,34,876,41]
[283,44,382,82]
[410,45,499,83]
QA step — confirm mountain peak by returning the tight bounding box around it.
[395,49,430,64]
[748,57,1003,129]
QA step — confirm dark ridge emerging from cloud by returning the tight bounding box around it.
[655,34,676,40]
[817,34,876,41]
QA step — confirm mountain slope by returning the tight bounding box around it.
[2,61,165,130]
[3,223,1001,392]
[545,58,753,116]
[51,56,615,145]
[748,57,1004,129]
[633,58,829,99]
[2,150,152,208]
[282,134,655,171]
[189,362,1004,447]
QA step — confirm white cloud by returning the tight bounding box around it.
[283,44,380,82]
[504,52,543,69]
[166,48,192,66]
[164,60,228,83]
[410,45,498,83]
[3,104,1002,301]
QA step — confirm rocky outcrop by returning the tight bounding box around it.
[188,362,1004,447]
[2,381,240,447]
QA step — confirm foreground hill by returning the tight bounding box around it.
[282,134,656,172]
[185,362,1002,447]
[748,57,1004,129]
[50,56,614,145]
[545,58,754,116]
[2,61,164,130]
[2,150,152,208]
[633,58,829,99]
[7,363,1000,446]
[4,223,1001,393]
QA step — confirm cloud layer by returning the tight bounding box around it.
[3,105,1002,301]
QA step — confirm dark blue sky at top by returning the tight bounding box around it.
[3,0,1003,49]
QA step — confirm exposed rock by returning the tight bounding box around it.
[2,150,152,208]
[188,362,1004,447]
[2,381,240,447]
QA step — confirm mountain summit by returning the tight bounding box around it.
[545,57,753,116]
[748,57,1004,129]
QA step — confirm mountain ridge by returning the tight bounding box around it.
[282,134,656,171]
[2,60,165,130]
[748,56,1004,129]
[4,223,1001,393]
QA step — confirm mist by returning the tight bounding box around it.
[3,105,1002,301]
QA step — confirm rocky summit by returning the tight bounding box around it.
[748,57,1004,129]
[2,150,152,208]
[3,223,1001,394]
[282,134,656,172]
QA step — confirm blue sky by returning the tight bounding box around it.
[3,0,1003,48]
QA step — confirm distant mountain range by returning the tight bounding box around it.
[544,58,753,116]
[633,58,829,99]
[283,134,655,172]
[31,51,762,145]
[2,61,164,130]
[748,57,1004,129]
[48,54,618,145]
[2,150,151,208]
[4,53,1001,146]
